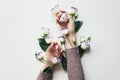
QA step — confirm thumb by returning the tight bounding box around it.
[50,42,58,48]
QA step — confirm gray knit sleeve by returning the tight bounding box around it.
[37,72,53,80]
[66,47,84,80]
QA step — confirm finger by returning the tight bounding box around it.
[56,12,62,18]
[57,45,62,53]
[55,50,62,57]
[60,49,63,54]
[49,42,57,49]
[56,17,61,24]
[48,42,54,49]
[57,47,62,53]
[56,45,59,50]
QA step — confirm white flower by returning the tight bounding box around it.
[58,36,65,43]
[69,6,78,14]
[45,37,53,44]
[61,28,69,35]
[52,57,61,64]
[52,57,58,64]
[80,36,86,43]
[59,13,68,22]
[35,52,45,60]
[81,41,90,49]
[50,4,60,16]
[69,7,78,20]
[41,27,49,37]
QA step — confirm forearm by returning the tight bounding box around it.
[66,47,84,80]
[37,64,53,80]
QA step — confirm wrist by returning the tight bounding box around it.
[42,62,54,74]
[42,62,52,71]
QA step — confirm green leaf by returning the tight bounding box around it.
[61,55,67,71]
[43,67,52,74]
[38,38,50,51]
[78,45,84,57]
[75,21,83,33]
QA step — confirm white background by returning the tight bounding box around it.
[0,0,120,80]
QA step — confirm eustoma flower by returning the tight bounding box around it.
[35,51,45,63]
[69,7,78,20]
[51,5,78,22]
[80,36,90,50]
[58,35,66,51]
[52,55,61,64]
[35,52,61,64]
[81,41,90,49]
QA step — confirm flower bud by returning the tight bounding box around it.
[80,36,86,43]
[86,35,91,41]
[72,37,76,44]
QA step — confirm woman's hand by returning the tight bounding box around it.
[56,12,76,49]
[56,11,75,34]
[42,42,62,70]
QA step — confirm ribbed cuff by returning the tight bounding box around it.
[37,72,53,80]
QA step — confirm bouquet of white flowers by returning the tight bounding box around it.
[35,5,91,71]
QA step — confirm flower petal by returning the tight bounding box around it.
[45,37,53,44]
[61,27,69,35]
[58,36,65,43]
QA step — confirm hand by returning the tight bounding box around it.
[56,12,76,49]
[42,42,62,70]
[56,11,75,34]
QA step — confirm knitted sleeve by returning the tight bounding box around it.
[66,47,84,80]
[37,72,53,80]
